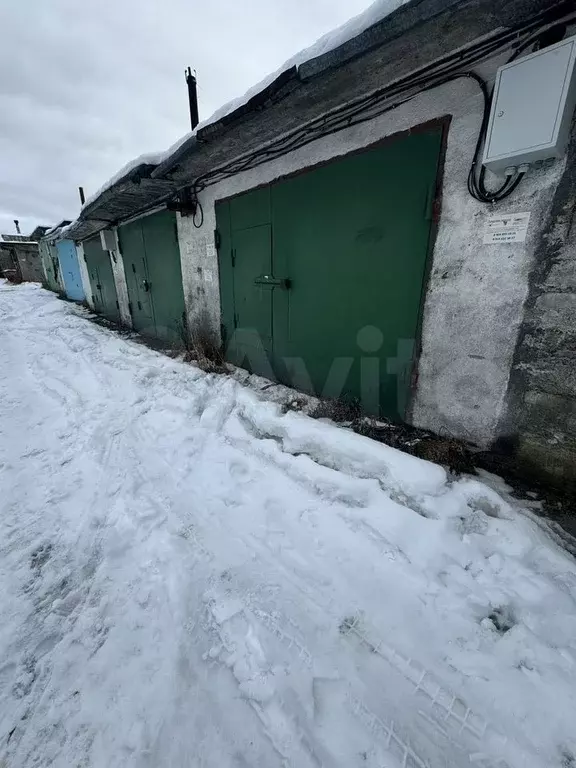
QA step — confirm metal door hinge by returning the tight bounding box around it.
[132,263,136,274]
[233,313,238,328]
[116,300,119,309]
[128,302,133,315]
[214,229,221,250]
[137,300,142,311]
[231,249,236,267]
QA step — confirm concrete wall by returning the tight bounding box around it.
[0,246,17,278]
[4,243,44,283]
[76,242,93,307]
[177,53,572,451]
[501,119,576,487]
[77,234,131,327]
[110,229,132,327]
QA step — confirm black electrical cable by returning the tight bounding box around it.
[191,69,514,203]
[192,197,204,228]
[170,9,576,217]
[507,19,569,62]
[456,72,525,203]
[72,5,574,244]
[195,70,521,205]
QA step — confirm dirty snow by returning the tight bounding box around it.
[1,282,576,768]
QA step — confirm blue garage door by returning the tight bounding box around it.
[56,239,85,302]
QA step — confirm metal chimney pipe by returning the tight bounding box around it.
[14,219,20,234]
[185,67,199,131]
[79,186,86,205]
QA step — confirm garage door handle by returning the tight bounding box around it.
[142,279,151,292]
[254,275,291,289]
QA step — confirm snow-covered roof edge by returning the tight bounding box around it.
[69,0,413,232]
[64,153,163,240]
[80,152,163,213]
[153,0,412,175]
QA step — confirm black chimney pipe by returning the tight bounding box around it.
[185,67,199,131]
[79,186,86,205]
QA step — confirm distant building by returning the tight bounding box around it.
[0,233,45,283]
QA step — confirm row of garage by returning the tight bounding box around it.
[36,1,576,492]
[41,123,444,421]
[41,209,187,343]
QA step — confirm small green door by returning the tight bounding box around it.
[83,236,120,323]
[39,241,61,293]
[141,210,187,344]
[218,186,276,375]
[118,210,186,345]
[216,125,444,419]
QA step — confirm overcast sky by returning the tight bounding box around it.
[0,0,372,236]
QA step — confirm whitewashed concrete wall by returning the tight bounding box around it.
[110,229,132,327]
[75,242,93,307]
[176,57,566,447]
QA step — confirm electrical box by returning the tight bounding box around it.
[100,229,117,252]
[483,35,576,173]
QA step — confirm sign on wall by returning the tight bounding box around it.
[483,212,531,244]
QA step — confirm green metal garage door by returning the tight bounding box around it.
[83,236,120,323]
[216,125,444,419]
[39,241,61,293]
[118,210,186,346]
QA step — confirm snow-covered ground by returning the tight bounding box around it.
[1,282,576,768]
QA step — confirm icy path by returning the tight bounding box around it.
[1,284,576,768]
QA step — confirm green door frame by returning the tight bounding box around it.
[215,118,449,419]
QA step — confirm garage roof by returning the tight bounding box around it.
[66,0,572,242]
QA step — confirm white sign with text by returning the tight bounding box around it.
[483,212,531,244]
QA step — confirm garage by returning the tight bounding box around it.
[83,235,120,323]
[216,124,444,419]
[118,210,186,346]
[56,239,85,302]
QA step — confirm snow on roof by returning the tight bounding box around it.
[156,0,412,168]
[44,220,72,237]
[0,238,38,246]
[76,0,410,220]
[1,234,40,246]
[1,234,29,242]
[199,0,410,134]
[81,151,163,212]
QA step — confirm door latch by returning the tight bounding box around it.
[142,279,151,292]
[254,275,291,289]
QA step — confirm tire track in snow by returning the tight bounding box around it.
[339,616,517,768]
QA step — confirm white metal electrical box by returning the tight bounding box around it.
[100,229,116,252]
[483,35,576,173]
